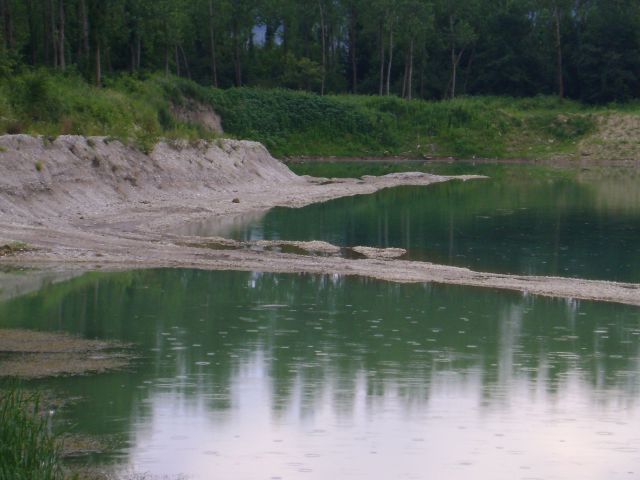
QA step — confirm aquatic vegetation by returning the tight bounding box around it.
[0,387,63,480]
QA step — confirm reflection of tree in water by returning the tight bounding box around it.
[221,176,640,282]
[1,268,639,448]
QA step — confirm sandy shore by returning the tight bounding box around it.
[0,134,638,306]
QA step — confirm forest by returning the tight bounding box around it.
[0,0,639,104]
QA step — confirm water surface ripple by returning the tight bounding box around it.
[1,269,639,479]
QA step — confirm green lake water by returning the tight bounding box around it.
[1,269,640,479]
[1,165,640,479]
[181,165,640,282]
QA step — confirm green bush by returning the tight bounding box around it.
[202,88,398,155]
[9,70,63,122]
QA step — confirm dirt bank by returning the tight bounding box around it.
[0,134,638,307]
[577,113,640,165]
[0,328,131,378]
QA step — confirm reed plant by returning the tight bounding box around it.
[0,387,63,480]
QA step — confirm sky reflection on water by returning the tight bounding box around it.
[1,269,639,479]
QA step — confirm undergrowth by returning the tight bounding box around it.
[0,69,604,159]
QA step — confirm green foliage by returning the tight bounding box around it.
[0,50,18,79]
[0,71,215,149]
[0,71,599,159]
[281,54,323,91]
[1,0,640,103]
[9,70,63,123]
[0,387,63,480]
[203,88,398,156]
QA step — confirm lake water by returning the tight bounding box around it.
[180,165,640,282]
[2,165,640,479]
[1,269,640,480]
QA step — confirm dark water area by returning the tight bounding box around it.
[181,166,640,283]
[1,269,639,479]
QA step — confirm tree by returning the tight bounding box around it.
[538,0,573,99]
[1,0,15,51]
[343,0,361,93]
[577,0,640,103]
[1,0,640,102]
[397,0,433,99]
[471,0,544,96]
[436,0,478,98]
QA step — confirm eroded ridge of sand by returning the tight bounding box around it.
[0,134,637,307]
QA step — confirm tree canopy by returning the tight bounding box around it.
[1,0,639,103]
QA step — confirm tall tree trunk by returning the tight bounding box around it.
[95,40,101,87]
[401,56,408,98]
[385,28,393,96]
[129,42,136,72]
[378,20,385,96]
[319,0,327,95]
[164,46,169,75]
[349,5,357,93]
[58,0,66,70]
[105,45,112,73]
[208,0,218,87]
[26,0,37,64]
[0,0,4,48]
[450,46,457,99]
[174,45,180,77]
[574,0,586,98]
[328,23,335,65]
[553,3,564,99]
[1,0,15,50]
[233,20,242,86]
[419,58,425,98]
[49,0,58,68]
[462,46,476,95]
[179,44,191,80]
[406,38,414,100]
[450,46,464,99]
[448,15,462,99]
[43,1,51,65]
[282,18,288,54]
[136,36,141,70]
[79,0,89,57]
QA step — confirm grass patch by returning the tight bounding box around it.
[0,242,31,257]
[0,386,63,480]
[0,70,221,153]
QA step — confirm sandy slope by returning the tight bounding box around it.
[0,134,638,306]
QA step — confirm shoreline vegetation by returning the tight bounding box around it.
[3,70,640,164]
[0,387,63,480]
